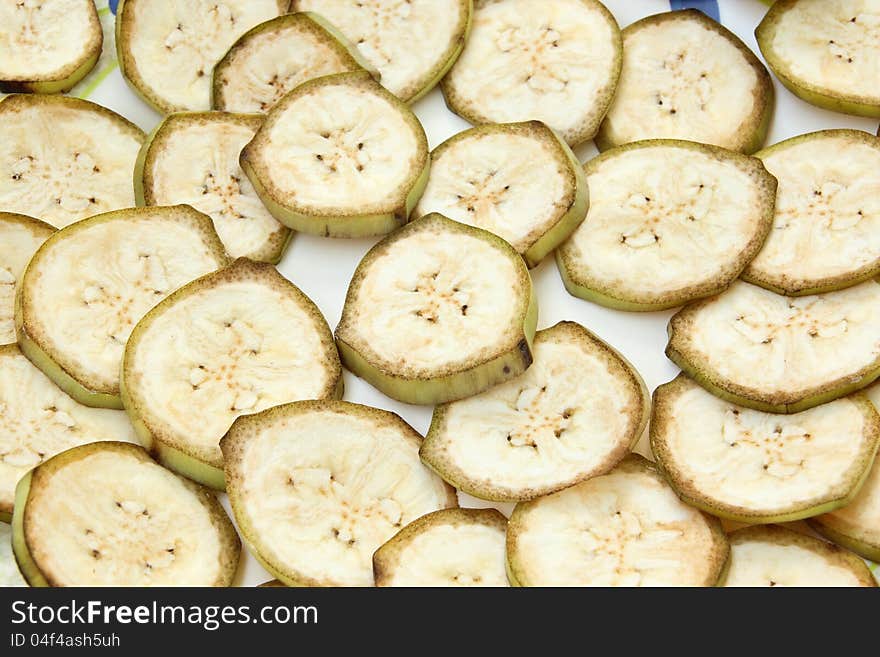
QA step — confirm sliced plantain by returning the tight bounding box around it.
[0,213,54,345]
[136,112,290,263]
[723,525,876,587]
[413,121,588,268]
[122,258,342,490]
[0,523,26,587]
[666,280,880,413]
[336,213,536,405]
[557,140,776,311]
[16,206,228,410]
[12,441,240,587]
[241,71,429,238]
[441,0,621,146]
[0,94,145,228]
[506,454,729,587]
[421,321,648,502]
[742,130,880,296]
[756,0,880,118]
[596,9,773,153]
[373,508,508,587]
[221,400,457,587]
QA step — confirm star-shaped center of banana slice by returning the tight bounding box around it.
[348,0,413,67]
[505,385,573,450]
[777,181,869,233]
[824,13,880,64]
[10,151,103,215]
[162,4,237,83]
[618,182,715,248]
[409,269,470,324]
[720,409,812,478]
[732,298,849,345]
[495,24,573,93]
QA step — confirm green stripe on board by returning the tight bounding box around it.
[76,62,119,99]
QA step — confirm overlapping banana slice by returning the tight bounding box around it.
[596,9,773,153]
[0,213,54,345]
[557,140,776,311]
[221,400,457,586]
[0,523,26,587]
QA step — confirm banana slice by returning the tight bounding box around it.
[596,9,773,153]
[0,522,26,587]
[122,259,342,490]
[0,0,102,94]
[413,121,588,268]
[136,112,290,263]
[557,140,776,311]
[373,508,509,587]
[336,213,536,405]
[12,442,240,587]
[441,0,621,146]
[666,280,880,413]
[241,71,429,238]
[0,94,145,228]
[16,206,229,409]
[723,525,876,587]
[221,400,457,587]
[0,213,54,345]
[506,455,729,587]
[421,321,648,501]
[742,130,880,296]
[212,12,369,114]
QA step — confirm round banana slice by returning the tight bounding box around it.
[136,112,290,263]
[241,71,429,238]
[0,0,102,94]
[0,522,26,587]
[0,94,145,228]
[441,0,621,146]
[0,213,54,345]
[336,213,536,405]
[742,130,880,296]
[373,508,509,587]
[557,140,776,311]
[421,321,648,501]
[122,259,343,490]
[413,121,588,268]
[667,280,880,413]
[16,206,229,410]
[596,9,773,154]
[506,455,729,587]
[723,525,876,587]
[221,400,457,587]
[212,12,369,114]
[12,442,240,587]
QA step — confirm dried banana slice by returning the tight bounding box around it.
[596,9,773,153]
[0,0,102,93]
[136,112,290,263]
[221,400,457,586]
[723,525,876,587]
[742,130,880,296]
[241,71,429,238]
[0,522,26,587]
[441,0,621,146]
[373,508,508,587]
[0,213,54,345]
[12,442,240,587]
[16,206,228,409]
[122,259,343,490]
[666,280,880,413]
[0,94,144,228]
[413,121,588,268]
[116,0,287,113]
[506,455,729,587]
[421,321,648,501]
[336,213,536,405]
[557,140,776,311]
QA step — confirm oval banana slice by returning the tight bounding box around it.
[557,140,776,311]
[742,130,880,296]
[666,280,880,413]
[373,508,508,587]
[123,259,342,490]
[221,400,457,587]
[421,321,648,501]
[0,0,102,94]
[596,9,773,153]
[0,213,54,345]
[136,112,290,263]
[506,455,729,587]
[441,0,621,146]
[16,206,229,409]
[336,213,536,405]
[723,525,876,587]
[413,121,588,268]
[0,94,144,228]
[12,442,240,587]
